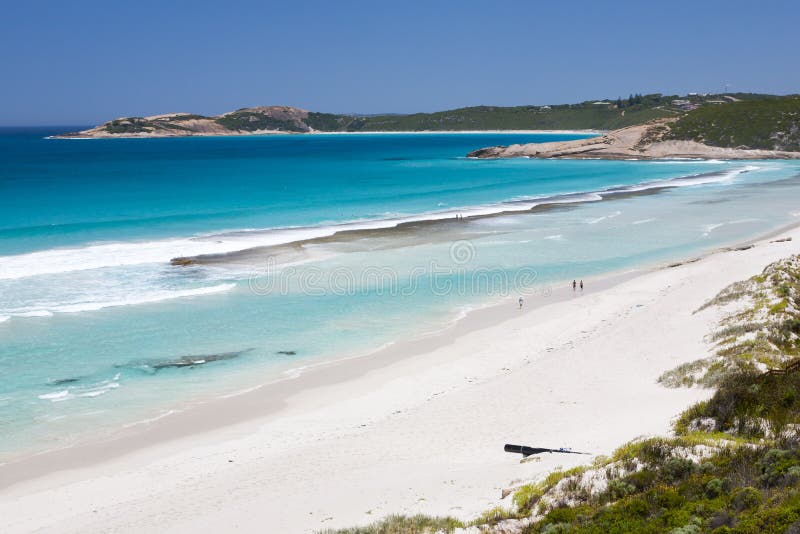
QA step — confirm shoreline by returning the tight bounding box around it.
[47,129,602,140]
[0,267,640,484]
[5,216,798,475]
[2,222,800,533]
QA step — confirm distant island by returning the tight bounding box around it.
[51,93,786,138]
[54,93,800,160]
[54,94,674,139]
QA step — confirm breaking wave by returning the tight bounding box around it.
[0,166,754,282]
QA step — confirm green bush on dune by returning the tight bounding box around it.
[318,514,464,534]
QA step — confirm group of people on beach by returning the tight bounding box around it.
[518,279,584,309]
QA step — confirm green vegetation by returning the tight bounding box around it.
[161,114,207,121]
[349,96,673,132]
[508,369,800,534]
[305,112,366,131]
[214,110,306,132]
[92,93,800,144]
[103,114,208,134]
[318,514,464,534]
[335,94,785,132]
[104,118,150,134]
[660,255,800,389]
[667,96,800,151]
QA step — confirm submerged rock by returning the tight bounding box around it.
[122,349,253,372]
[49,377,81,386]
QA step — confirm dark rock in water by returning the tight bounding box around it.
[467,146,507,158]
[171,257,195,266]
[123,348,253,372]
[49,377,80,386]
[668,258,701,268]
[152,351,241,369]
[276,350,297,355]
[772,237,793,243]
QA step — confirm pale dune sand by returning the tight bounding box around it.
[2,226,800,533]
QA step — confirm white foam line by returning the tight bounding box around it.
[5,283,236,318]
[38,390,72,402]
[121,410,180,429]
[15,310,54,318]
[0,166,753,281]
[704,223,725,233]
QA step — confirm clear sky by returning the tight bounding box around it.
[1,0,798,125]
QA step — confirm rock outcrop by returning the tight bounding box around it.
[467,119,800,160]
[55,106,336,138]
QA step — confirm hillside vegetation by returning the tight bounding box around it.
[92,97,679,136]
[350,96,674,131]
[667,97,800,151]
[60,93,800,154]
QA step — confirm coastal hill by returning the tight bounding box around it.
[55,93,779,139]
[57,106,361,138]
[56,94,800,160]
[468,95,800,160]
[667,96,800,151]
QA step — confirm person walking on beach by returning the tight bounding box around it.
[518,296,524,309]
[580,280,584,291]
[572,280,577,291]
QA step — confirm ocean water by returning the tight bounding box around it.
[2,127,800,459]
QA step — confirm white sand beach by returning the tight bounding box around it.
[2,226,800,533]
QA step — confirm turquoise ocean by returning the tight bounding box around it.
[2,127,800,459]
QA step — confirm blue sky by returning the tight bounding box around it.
[1,0,798,125]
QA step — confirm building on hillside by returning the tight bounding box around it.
[671,99,700,111]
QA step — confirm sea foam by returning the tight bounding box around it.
[0,166,755,282]
[3,283,236,319]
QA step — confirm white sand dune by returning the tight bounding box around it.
[1,226,799,533]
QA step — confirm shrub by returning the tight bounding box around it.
[543,507,578,525]
[319,514,464,534]
[758,449,800,487]
[607,478,636,500]
[731,486,762,511]
[540,522,573,534]
[705,478,726,498]
[662,457,696,482]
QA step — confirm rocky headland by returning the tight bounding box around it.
[467,118,800,160]
[54,106,347,138]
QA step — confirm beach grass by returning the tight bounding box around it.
[317,514,464,533]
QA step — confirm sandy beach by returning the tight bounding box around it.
[2,224,800,533]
